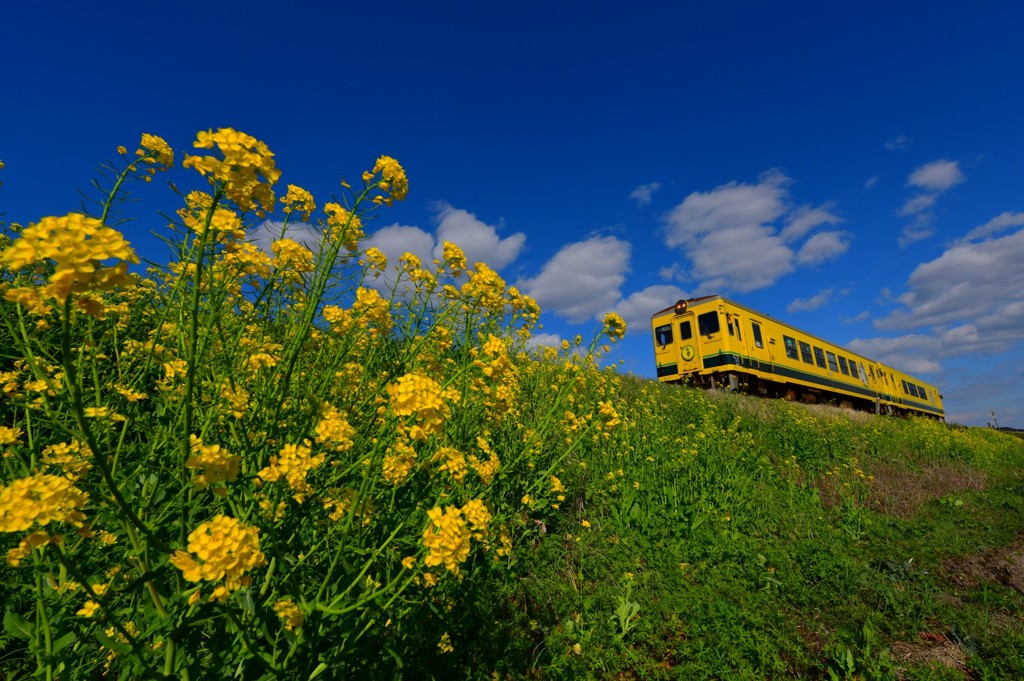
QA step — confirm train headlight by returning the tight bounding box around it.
[674,299,688,314]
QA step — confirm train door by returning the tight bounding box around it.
[673,310,700,376]
[746,317,773,373]
[695,307,724,370]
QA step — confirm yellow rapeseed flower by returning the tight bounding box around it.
[421,506,471,576]
[0,473,89,533]
[169,515,266,600]
[367,155,408,206]
[183,128,280,214]
[136,133,174,168]
[280,184,316,220]
[273,598,304,630]
[602,312,627,341]
[2,214,138,315]
[257,441,324,502]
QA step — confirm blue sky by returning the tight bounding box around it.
[3,2,1024,426]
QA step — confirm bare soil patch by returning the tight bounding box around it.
[941,538,1024,595]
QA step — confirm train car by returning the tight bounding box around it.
[651,295,944,420]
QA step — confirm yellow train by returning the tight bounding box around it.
[651,295,944,420]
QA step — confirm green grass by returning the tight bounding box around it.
[494,381,1024,680]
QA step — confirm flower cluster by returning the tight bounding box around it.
[257,441,325,502]
[602,312,627,341]
[324,202,364,251]
[183,128,281,214]
[135,133,174,169]
[41,441,93,480]
[186,436,241,493]
[170,515,267,601]
[314,404,356,452]
[421,499,493,577]
[387,373,458,440]
[177,191,245,242]
[382,440,417,485]
[2,213,138,315]
[280,184,316,220]
[421,505,471,576]
[0,473,89,533]
[364,155,408,206]
[274,598,304,630]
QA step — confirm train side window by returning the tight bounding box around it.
[783,336,798,359]
[849,360,858,378]
[698,311,720,336]
[916,384,926,398]
[728,321,734,336]
[826,352,838,372]
[751,322,764,348]
[654,324,673,346]
[858,363,868,383]
[679,321,693,341]
[868,366,874,379]
[813,347,826,368]
[901,380,909,394]
[838,357,850,375]
[799,341,813,364]
[908,384,919,398]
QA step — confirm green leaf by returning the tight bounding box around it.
[309,663,329,679]
[52,631,76,654]
[3,610,34,640]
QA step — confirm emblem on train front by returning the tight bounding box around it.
[681,345,695,361]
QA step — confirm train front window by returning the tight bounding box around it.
[799,341,813,364]
[783,336,798,359]
[751,322,763,348]
[698,311,720,336]
[813,347,826,368]
[655,324,672,346]
[826,352,838,372]
[679,321,693,340]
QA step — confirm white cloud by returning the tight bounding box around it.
[894,159,966,246]
[630,181,663,207]
[432,203,525,270]
[251,219,321,254]
[662,170,845,292]
[898,222,935,248]
[842,310,871,324]
[658,262,684,281]
[787,288,834,313]
[608,284,689,335]
[780,204,842,242]
[524,332,564,351]
[907,159,965,192]
[864,176,879,189]
[884,134,911,151]
[876,225,1024,332]
[845,334,942,375]
[665,170,789,249]
[958,211,1024,243]
[361,224,436,291]
[796,231,850,265]
[518,236,631,323]
[897,193,937,217]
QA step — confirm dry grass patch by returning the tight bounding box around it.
[866,461,988,518]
